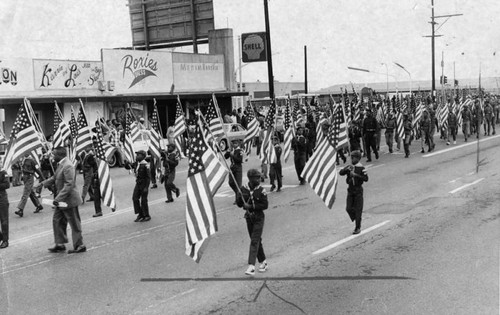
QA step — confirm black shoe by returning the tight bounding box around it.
[353,228,361,235]
[134,216,144,222]
[366,159,372,162]
[34,206,43,213]
[86,198,94,202]
[420,148,425,153]
[175,188,180,198]
[68,245,87,254]
[0,241,8,249]
[276,187,282,192]
[389,149,393,153]
[151,184,158,189]
[375,152,379,159]
[165,199,174,203]
[15,209,23,217]
[48,245,66,253]
[270,185,276,192]
[92,212,103,217]
[142,216,151,222]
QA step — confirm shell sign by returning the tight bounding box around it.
[241,32,267,63]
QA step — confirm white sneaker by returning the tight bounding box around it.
[245,265,255,276]
[258,261,268,272]
[453,141,456,144]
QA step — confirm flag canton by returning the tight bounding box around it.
[188,125,207,176]
[284,100,292,130]
[11,105,31,135]
[77,108,88,128]
[292,102,300,121]
[264,101,276,129]
[53,106,62,134]
[245,103,255,121]
[92,126,106,161]
[206,100,218,122]
[69,112,78,138]
[151,106,159,133]
[329,106,345,147]
[125,112,132,136]
[175,102,184,119]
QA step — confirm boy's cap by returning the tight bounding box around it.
[351,150,361,158]
[247,169,262,178]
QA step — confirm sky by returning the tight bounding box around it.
[0,0,499,91]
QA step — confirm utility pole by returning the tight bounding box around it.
[423,1,462,99]
[304,46,308,94]
[263,0,275,99]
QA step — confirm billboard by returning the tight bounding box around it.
[128,0,214,47]
[241,32,267,63]
[102,49,174,94]
[33,59,103,90]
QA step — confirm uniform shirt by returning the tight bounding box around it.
[236,183,268,216]
[271,144,282,166]
[224,147,243,166]
[385,116,397,131]
[292,135,307,154]
[162,151,179,173]
[22,157,38,175]
[125,160,150,188]
[339,162,368,192]
[363,116,378,133]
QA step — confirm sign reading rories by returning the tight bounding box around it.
[172,53,225,92]
[33,59,103,90]
[241,32,267,63]
[0,58,34,93]
[102,49,173,94]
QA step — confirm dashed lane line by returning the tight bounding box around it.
[312,220,391,255]
[449,178,485,194]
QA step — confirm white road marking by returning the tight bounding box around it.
[449,178,485,194]
[365,164,385,170]
[423,134,500,157]
[312,220,391,255]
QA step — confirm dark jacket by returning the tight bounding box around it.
[0,170,10,194]
[125,160,150,189]
[339,163,368,193]
[236,184,268,216]
[162,151,179,174]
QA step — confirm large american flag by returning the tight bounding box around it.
[243,102,259,156]
[301,125,339,209]
[283,98,295,162]
[259,100,276,164]
[92,124,117,211]
[331,103,349,150]
[123,109,135,163]
[205,98,224,140]
[438,104,449,130]
[149,103,162,160]
[52,103,71,148]
[185,118,229,263]
[2,102,44,171]
[396,111,405,141]
[75,103,93,155]
[174,96,186,157]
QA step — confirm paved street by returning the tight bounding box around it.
[0,134,499,315]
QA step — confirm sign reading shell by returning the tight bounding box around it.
[241,32,267,63]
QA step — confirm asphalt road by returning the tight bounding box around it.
[0,133,499,315]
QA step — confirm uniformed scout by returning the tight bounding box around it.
[162,144,180,203]
[224,139,244,204]
[339,150,368,234]
[125,150,151,222]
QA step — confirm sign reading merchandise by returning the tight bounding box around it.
[102,49,173,94]
[33,59,103,90]
[172,53,225,92]
[0,58,35,93]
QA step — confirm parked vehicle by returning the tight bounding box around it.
[218,123,247,151]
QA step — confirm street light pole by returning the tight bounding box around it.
[263,0,275,99]
[381,63,389,97]
[394,62,412,96]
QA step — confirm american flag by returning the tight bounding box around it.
[438,104,449,130]
[376,104,387,128]
[174,96,187,157]
[305,100,312,120]
[293,101,303,127]
[149,103,162,160]
[205,98,224,139]
[396,111,405,141]
[75,103,93,155]
[259,100,276,164]
[2,102,44,171]
[331,103,348,150]
[301,125,339,209]
[52,103,71,148]
[123,109,135,163]
[283,98,295,162]
[92,124,117,210]
[315,114,328,148]
[185,118,229,263]
[243,102,259,156]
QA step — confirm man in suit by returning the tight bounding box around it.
[36,147,86,254]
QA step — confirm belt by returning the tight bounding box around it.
[366,129,376,132]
